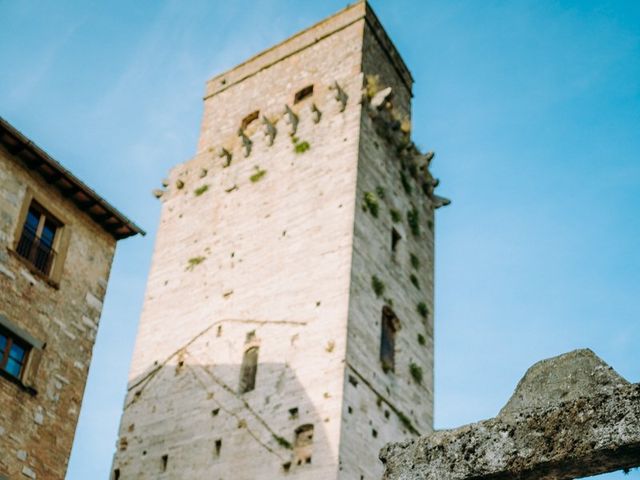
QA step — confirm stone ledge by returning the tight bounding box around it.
[380,350,640,480]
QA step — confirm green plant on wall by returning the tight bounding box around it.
[250,167,267,183]
[410,253,420,269]
[375,186,386,199]
[194,184,209,196]
[407,207,420,236]
[363,192,379,218]
[365,74,381,98]
[417,301,428,318]
[390,209,401,223]
[417,333,426,346]
[409,362,423,384]
[186,256,206,271]
[291,136,311,154]
[410,273,420,289]
[371,275,385,298]
[273,434,292,449]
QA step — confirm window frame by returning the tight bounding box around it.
[0,314,44,394]
[0,325,30,380]
[11,188,71,286]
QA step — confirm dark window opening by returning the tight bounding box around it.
[380,306,400,373]
[391,228,401,252]
[239,346,259,393]
[294,85,314,104]
[293,424,314,466]
[161,454,168,472]
[214,439,222,458]
[282,461,292,472]
[0,326,30,380]
[113,469,120,480]
[16,202,61,276]
[241,110,260,130]
[289,407,299,419]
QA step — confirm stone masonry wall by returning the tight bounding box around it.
[112,2,444,479]
[113,7,367,480]
[0,144,116,479]
[339,16,436,480]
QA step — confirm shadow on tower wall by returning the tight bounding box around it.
[110,359,334,480]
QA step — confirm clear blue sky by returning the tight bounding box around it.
[1,1,638,478]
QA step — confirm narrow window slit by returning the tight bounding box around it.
[380,306,400,373]
[241,110,260,130]
[294,85,314,104]
[239,345,259,393]
[391,228,401,252]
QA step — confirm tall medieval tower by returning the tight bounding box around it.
[112,2,448,479]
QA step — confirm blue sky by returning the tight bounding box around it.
[1,1,638,478]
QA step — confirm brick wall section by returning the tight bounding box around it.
[112,2,441,479]
[0,144,116,479]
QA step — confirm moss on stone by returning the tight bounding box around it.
[409,362,423,384]
[364,192,379,218]
[194,185,209,196]
[250,168,267,183]
[371,275,385,298]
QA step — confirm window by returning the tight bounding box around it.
[293,424,314,466]
[239,346,259,393]
[15,201,61,276]
[294,85,314,104]
[0,326,30,380]
[240,110,259,130]
[380,306,400,373]
[391,228,401,252]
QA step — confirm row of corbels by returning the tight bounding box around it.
[365,80,450,208]
[232,81,348,158]
[152,81,349,199]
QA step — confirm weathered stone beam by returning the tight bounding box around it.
[380,350,640,480]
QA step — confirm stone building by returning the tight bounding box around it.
[0,117,143,479]
[112,2,447,479]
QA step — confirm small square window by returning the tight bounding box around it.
[0,326,31,380]
[15,201,62,277]
[294,85,314,104]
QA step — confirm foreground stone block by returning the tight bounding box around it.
[381,349,640,480]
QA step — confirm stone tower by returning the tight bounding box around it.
[112,2,448,479]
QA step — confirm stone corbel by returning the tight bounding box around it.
[219,147,232,167]
[262,116,277,146]
[331,81,348,112]
[238,129,253,157]
[284,105,299,135]
[311,103,322,124]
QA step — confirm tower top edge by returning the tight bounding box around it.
[203,0,413,100]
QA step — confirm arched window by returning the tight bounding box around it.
[380,306,399,373]
[293,424,314,466]
[239,346,259,393]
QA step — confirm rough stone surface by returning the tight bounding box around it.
[380,350,640,480]
[111,2,443,480]
[499,348,629,418]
